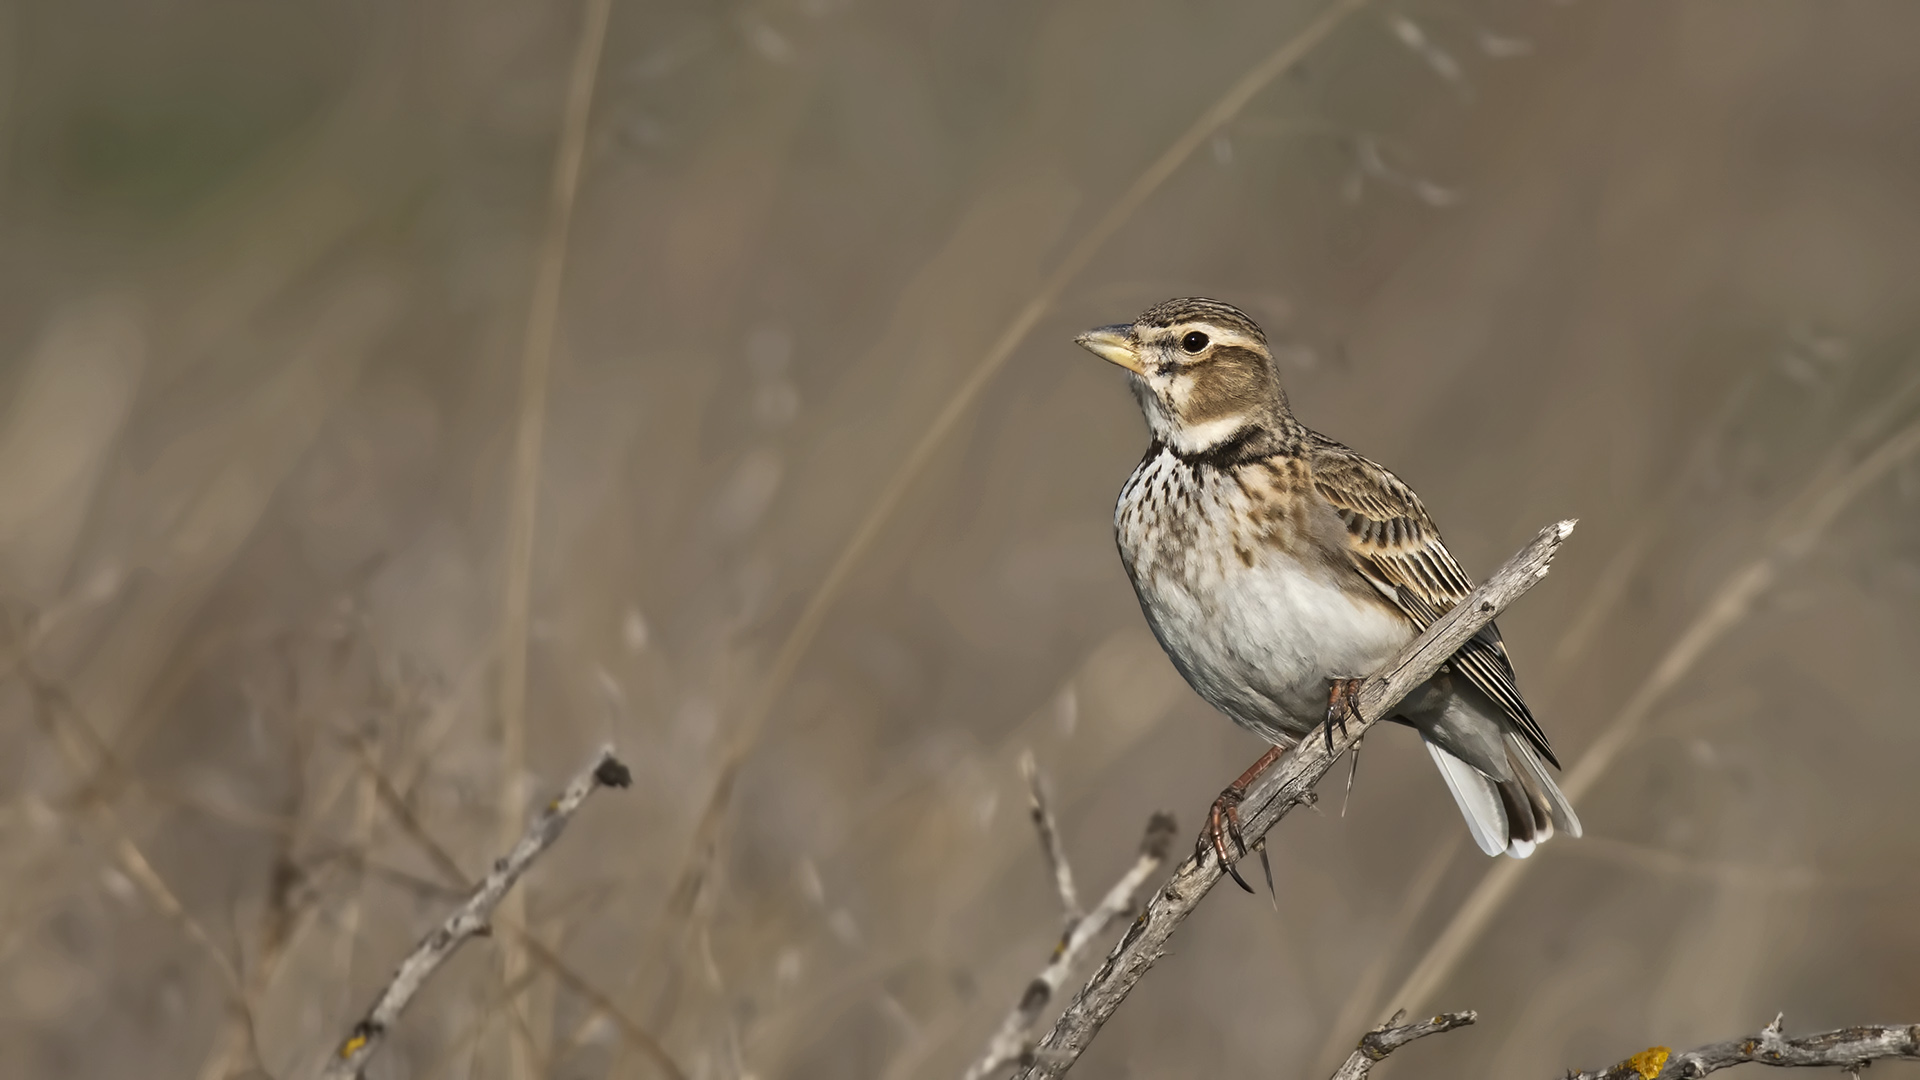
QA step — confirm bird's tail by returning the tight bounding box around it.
[1423,734,1581,858]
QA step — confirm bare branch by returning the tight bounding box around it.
[1019,750,1080,922]
[1011,519,1577,1079]
[962,812,1179,1080]
[319,747,632,1080]
[1571,1015,1920,1080]
[1311,1009,1917,1080]
[1328,1010,1477,1080]
[1306,1008,1917,1080]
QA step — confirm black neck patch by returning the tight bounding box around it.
[1162,423,1279,471]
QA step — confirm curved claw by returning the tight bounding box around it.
[1225,860,1254,893]
[1323,677,1364,754]
[1198,744,1286,895]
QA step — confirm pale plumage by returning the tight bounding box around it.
[1079,297,1580,860]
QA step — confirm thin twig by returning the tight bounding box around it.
[337,727,681,1079]
[1010,520,1576,1079]
[661,0,1371,930]
[319,747,632,1080]
[1570,1015,1920,1080]
[1019,750,1081,923]
[1327,1010,1477,1080]
[963,812,1179,1080]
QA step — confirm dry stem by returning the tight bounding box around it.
[1019,750,1081,924]
[495,1,614,1072]
[963,795,1178,1080]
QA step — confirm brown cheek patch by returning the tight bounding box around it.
[1177,348,1270,426]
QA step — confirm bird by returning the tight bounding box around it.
[1074,296,1579,875]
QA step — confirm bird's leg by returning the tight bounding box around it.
[1201,743,1285,893]
[1323,677,1365,754]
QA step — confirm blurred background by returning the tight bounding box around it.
[4,0,1920,1077]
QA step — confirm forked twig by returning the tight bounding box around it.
[1009,520,1576,1079]
[963,806,1178,1080]
[319,748,632,1080]
[1328,1010,1477,1080]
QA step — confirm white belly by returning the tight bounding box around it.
[1117,450,1412,741]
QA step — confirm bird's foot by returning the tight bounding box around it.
[1198,743,1285,893]
[1323,677,1365,754]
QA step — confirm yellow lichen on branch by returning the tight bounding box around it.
[1623,1046,1671,1080]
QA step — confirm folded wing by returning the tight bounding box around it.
[1304,431,1560,768]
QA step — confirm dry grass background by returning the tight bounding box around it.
[3,0,1920,1078]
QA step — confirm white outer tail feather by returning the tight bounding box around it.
[1425,736,1581,858]
[1424,739,1510,857]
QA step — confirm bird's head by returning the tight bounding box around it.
[1074,297,1291,456]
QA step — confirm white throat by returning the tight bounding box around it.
[1167,413,1252,455]
[1134,376,1256,456]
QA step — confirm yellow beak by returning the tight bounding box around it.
[1074,325,1144,375]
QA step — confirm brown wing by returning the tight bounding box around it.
[1304,431,1560,767]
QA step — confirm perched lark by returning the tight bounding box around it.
[1076,297,1579,871]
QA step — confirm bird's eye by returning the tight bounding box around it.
[1181,331,1210,354]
